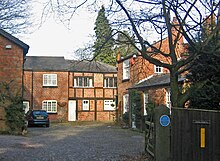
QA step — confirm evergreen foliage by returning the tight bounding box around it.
[0,82,25,134]
[93,5,115,66]
[188,16,220,110]
[115,31,137,57]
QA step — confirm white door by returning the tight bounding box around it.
[68,100,76,121]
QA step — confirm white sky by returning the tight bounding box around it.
[22,3,96,59]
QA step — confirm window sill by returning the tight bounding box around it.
[43,86,58,88]
[122,79,130,82]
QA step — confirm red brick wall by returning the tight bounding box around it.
[72,72,117,121]
[24,70,117,122]
[117,31,184,121]
[23,71,69,122]
[0,35,25,130]
[0,36,24,95]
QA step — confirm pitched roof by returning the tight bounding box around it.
[131,73,185,90]
[66,60,117,73]
[24,56,69,71]
[24,56,117,73]
[0,29,29,54]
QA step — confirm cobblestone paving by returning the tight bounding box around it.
[0,122,152,161]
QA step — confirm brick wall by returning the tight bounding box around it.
[0,35,25,130]
[23,71,69,122]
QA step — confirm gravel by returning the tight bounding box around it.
[0,122,152,161]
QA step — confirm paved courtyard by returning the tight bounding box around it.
[0,122,152,161]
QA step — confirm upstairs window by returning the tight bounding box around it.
[43,74,57,86]
[104,77,117,88]
[154,65,163,74]
[74,77,93,87]
[42,100,57,113]
[123,59,130,80]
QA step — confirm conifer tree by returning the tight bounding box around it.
[93,5,115,66]
[188,15,220,110]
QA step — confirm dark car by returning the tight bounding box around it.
[26,110,50,127]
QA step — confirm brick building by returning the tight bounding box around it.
[23,56,117,122]
[117,18,186,129]
[0,29,29,130]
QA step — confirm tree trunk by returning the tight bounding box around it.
[170,69,181,108]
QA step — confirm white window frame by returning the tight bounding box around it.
[143,92,149,116]
[166,88,171,109]
[154,65,163,74]
[23,101,30,114]
[123,94,129,114]
[74,77,93,87]
[43,74,57,86]
[82,100,90,111]
[104,100,115,111]
[104,77,117,88]
[42,100,57,113]
[123,59,130,80]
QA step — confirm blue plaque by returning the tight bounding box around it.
[160,115,170,127]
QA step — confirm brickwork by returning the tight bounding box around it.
[24,68,117,122]
[23,71,69,122]
[117,22,184,123]
[0,30,28,131]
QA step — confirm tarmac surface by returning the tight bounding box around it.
[0,122,152,161]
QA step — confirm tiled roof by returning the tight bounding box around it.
[24,56,117,73]
[66,60,117,73]
[131,73,185,89]
[0,29,29,54]
[24,56,69,71]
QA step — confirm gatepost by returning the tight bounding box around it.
[154,105,170,161]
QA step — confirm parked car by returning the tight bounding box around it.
[26,110,50,127]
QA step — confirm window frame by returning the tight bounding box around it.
[42,100,57,113]
[104,100,115,111]
[123,94,129,114]
[82,100,90,111]
[74,76,93,87]
[104,77,117,88]
[143,92,149,116]
[43,74,57,86]
[123,59,130,80]
[154,65,163,74]
[166,88,171,109]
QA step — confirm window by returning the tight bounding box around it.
[43,74,57,86]
[166,88,171,109]
[42,100,57,113]
[82,100,90,110]
[74,77,93,87]
[123,60,130,80]
[23,101,30,114]
[143,92,149,116]
[123,94,129,113]
[154,65,163,74]
[104,77,117,88]
[104,100,115,111]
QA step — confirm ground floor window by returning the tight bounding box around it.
[23,101,30,114]
[42,100,57,113]
[104,100,115,111]
[123,94,129,114]
[143,92,149,116]
[82,100,90,111]
[166,88,171,109]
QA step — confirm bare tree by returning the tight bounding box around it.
[0,0,32,34]
[42,0,220,107]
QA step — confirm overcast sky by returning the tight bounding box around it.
[22,2,96,59]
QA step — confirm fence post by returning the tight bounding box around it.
[154,105,170,161]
